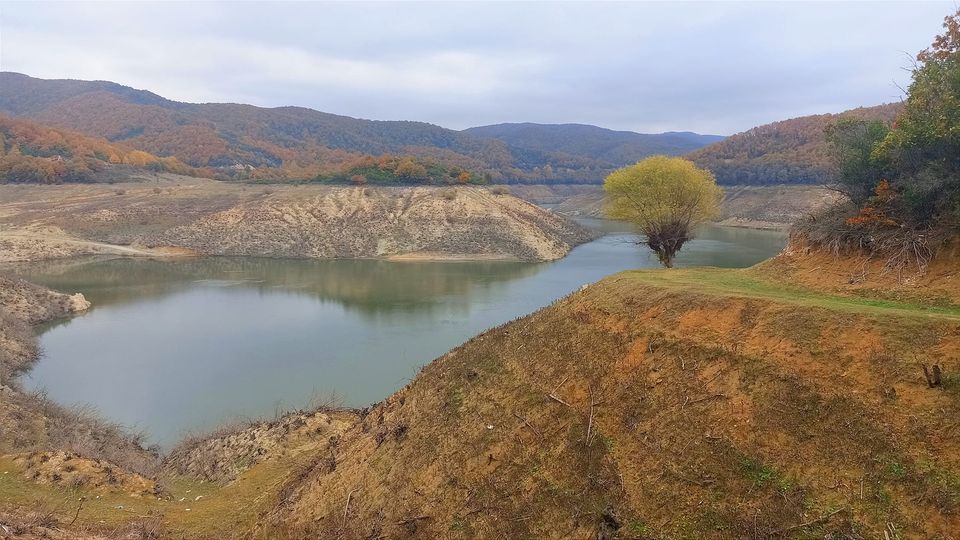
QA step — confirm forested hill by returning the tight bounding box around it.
[687,103,902,185]
[462,123,723,169]
[0,72,510,181]
[0,72,898,186]
[0,114,196,183]
[0,73,719,184]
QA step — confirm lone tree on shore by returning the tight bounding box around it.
[604,156,721,268]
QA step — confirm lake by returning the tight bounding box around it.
[9,222,785,448]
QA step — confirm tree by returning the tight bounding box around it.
[395,157,428,180]
[604,156,722,268]
[874,9,960,228]
[825,118,891,204]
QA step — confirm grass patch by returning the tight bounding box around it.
[738,456,793,492]
[615,268,960,321]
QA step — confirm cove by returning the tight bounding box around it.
[9,222,786,448]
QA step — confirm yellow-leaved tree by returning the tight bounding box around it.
[604,155,722,268]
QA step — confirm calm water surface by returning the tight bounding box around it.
[10,222,785,448]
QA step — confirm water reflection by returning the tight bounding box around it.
[9,256,543,320]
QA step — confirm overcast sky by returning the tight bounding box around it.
[0,1,954,135]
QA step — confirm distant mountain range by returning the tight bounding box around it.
[0,72,721,184]
[0,72,904,186]
[464,123,723,169]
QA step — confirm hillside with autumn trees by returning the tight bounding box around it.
[0,114,199,184]
[0,72,723,184]
[0,72,910,187]
[687,103,902,185]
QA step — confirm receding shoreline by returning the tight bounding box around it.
[0,177,597,265]
[505,183,841,231]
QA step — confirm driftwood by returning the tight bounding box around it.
[548,375,573,407]
[921,363,943,388]
[771,507,846,536]
[68,497,85,527]
[512,412,542,438]
[396,515,431,526]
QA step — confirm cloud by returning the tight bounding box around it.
[0,1,954,134]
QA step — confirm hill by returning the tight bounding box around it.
[464,123,723,169]
[0,114,197,183]
[688,103,902,185]
[0,73,720,184]
[0,72,512,180]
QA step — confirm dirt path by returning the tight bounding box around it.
[0,227,190,262]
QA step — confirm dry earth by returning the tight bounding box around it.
[515,184,841,229]
[717,185,844,229]
[262,247,960,539]
[0,177,594,263]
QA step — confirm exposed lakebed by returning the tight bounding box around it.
[9,222,785,448]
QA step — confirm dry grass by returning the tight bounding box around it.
[791,201,954,277]
[262,265,960,538]
[755,236,960,306]
[165,399,358,484]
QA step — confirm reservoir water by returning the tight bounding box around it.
[9,222,785,448]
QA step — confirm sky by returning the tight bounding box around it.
[0,1,955,135]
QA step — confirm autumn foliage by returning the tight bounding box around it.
[689,104,901,186]
[796,9,960,266]
[0,73,728,185]
[837,9,960,232]
[844,180,899,227]
[0,114,198,184]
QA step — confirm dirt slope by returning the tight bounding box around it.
[257,251,960,539]
[152,185,592,261]
[540,184,839,229]
[717,185,843,229]
[756,238,960,305]
[0,178,594,263]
